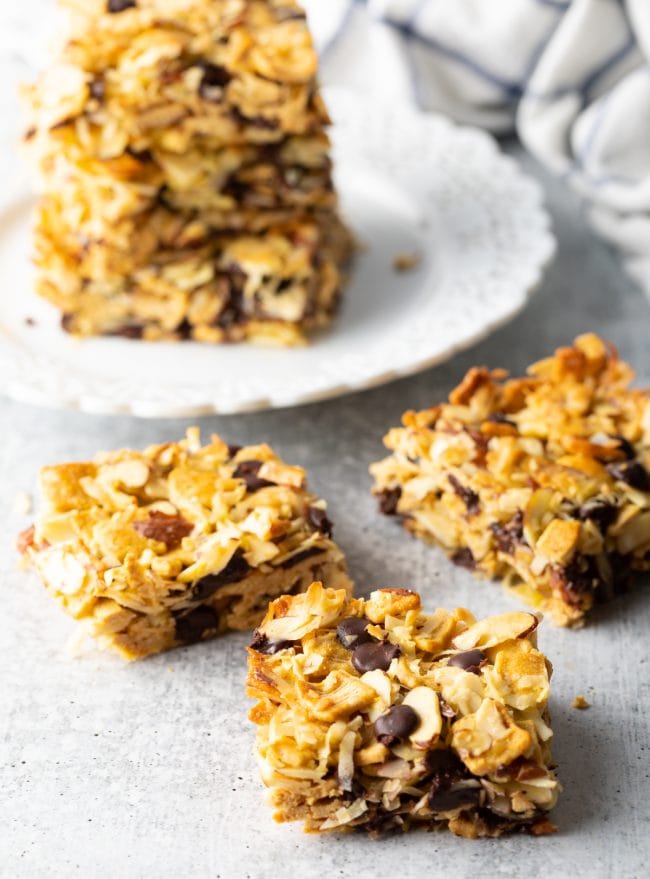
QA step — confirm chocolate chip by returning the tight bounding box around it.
[374,704,418,746]
[607,460,650,491]
[227,444,242,458]
[576,499,618,532]
[174,606,218,644]
[426,751,476,812]
[89,78,106,101]
[425,749,468,782]
[490,510,524,554]
[279,547,324,569]
[351,641,400,673]
[230,107,279,130]
[448,649,487,674]
[274,8,307,21]
[487,412,516,427]
[428,785,481,813]
[192,550,251,600]
[448,474,480,516]
[132,511,192,549]
[107,324,144,340]
[107,0,136,12]
[175,318,193,340]
[361,813,404,839]
[550,557,600,608]
[216,268,247,328]
[234,460,274,493]
[249,630,294,655]
[341,777,366,801]
[307,506,333,537]
[378,486,401,516]
[610,434,636,460]
[451,547,475,570]
[198,63,232,99]
[336,617,375,650]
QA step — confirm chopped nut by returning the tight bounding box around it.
[453,612,539,651]
[401,686,442,749]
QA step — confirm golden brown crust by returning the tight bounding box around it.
[246,584,560,838]
[371,335,650,626]
[20,428,351,659]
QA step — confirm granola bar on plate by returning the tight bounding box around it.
[22,0,353,343]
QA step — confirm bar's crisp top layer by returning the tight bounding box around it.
[20,429,341,620]
[23,0,326,151]
[371,334,650,624]
[247,584,559,838]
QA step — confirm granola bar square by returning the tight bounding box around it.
[371,335,650,626]
[247,584,559,837]
[19,429,351,659]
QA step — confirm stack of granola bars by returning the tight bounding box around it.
[23,0,353,343]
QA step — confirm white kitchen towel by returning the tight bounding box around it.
[303,0,650,297]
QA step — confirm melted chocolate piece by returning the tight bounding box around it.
[336,617,375,650]
[451,548,476,570]
[490,511,525,554]
[234,460,274,493]
[108,0,136,12]
[192,550,251,600]
[576,499,618,532]
[448,474,480,516]
[198,63,232,100]
[248,630,294,655]
[351,641,400,673]
[607,460,650,491]
[448,649,487,675]
[378,486,402,516]
[374,705,418,746]
[279,547,324,569]
[306,506,333,537]
[428,786,481,813]
[174,606,218,644]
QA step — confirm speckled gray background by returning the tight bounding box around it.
[1,148,649,879]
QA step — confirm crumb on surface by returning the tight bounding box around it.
[572,695,591,710]
[393,252,421,272]
[12,491,33,516]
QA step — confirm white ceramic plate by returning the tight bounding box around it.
[0,89,555,417]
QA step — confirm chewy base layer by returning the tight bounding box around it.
[371,335,650,626]
[247,584,559,838]
[18,429,351,659]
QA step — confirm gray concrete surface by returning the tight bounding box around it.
[1,147,649,879]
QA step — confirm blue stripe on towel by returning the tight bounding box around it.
[389,21,524,98]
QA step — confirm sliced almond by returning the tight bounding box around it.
[402,686,442,749]
[452,612,538,651]
[102,459,150,489]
